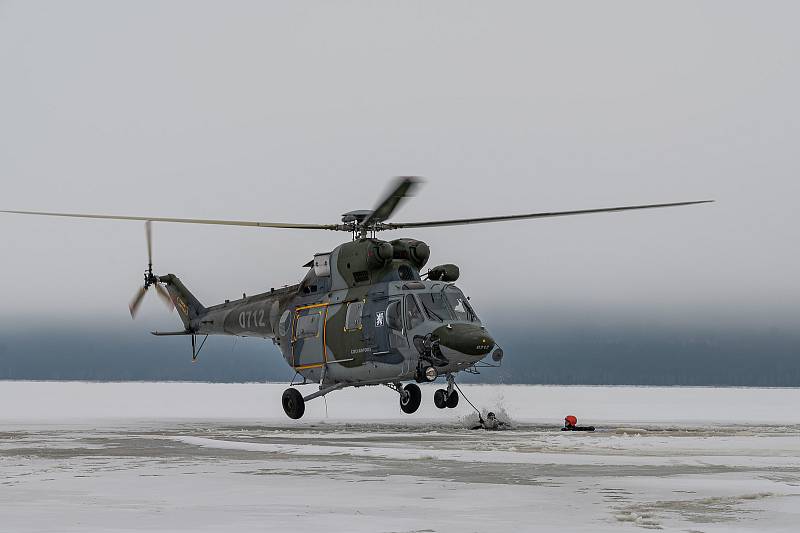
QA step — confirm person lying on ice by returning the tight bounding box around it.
[561,415,595,432]
[470,412,508,430]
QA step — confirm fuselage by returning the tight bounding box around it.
[173,237,496,386]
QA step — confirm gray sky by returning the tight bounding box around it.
[1,1,798,330]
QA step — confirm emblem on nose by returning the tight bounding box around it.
[435,323,495,356]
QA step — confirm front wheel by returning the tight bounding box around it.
[400,384,422,414]
[282,388,305,419]
[445,390,459,408]
[433,389,448,409]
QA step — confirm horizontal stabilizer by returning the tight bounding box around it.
[151,330,192,336]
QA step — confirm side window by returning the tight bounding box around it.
[344,301,363,331]
[295,313,321,339]
[405,295,424,330]
[386,300,402,331]
[278,310,292,337]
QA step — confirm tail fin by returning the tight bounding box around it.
[158,274,205,330]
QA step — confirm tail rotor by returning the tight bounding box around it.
[129,221,174,318]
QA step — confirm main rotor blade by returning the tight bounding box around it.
[384,200,713,229]
[129,286,148,319]
[360,176,422,227]
[145,220,153,267]
[0,210,340,230]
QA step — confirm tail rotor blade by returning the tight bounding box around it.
[153,282,174,312]
[129,285,148,318]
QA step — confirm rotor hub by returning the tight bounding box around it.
[341,210,373,225]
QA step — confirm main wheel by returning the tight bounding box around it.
[282,388,305,419]
[433,389,448,409]
[400,383,422,414]
[445,389,459,408]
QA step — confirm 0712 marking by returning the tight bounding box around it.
[239,309,267,329]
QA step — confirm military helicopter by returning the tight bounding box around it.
[1,178,711,419]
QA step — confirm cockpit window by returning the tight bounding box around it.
[405,294,424,330]
[386,300,403,331]
[444,286,478,322]
[418,291,452,322]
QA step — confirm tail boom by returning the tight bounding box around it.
[159,274,206,330]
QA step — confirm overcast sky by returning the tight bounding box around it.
[1,1,798,331]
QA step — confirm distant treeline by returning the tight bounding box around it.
[461,323,800,387]
[1,322,798,386]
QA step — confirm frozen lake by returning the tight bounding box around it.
[1,382,799,532]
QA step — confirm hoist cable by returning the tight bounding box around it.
[453,381,483,423]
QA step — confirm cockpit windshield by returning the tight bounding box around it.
[418,289,451,322]
[444,286,479,322]
[417,285,479,323]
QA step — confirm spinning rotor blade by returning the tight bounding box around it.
[129,286,148,318]
[129,221,173,318]
[360,176,422,228]
[145,220,153,266]
[385,200,714,229]
[0,210,339,230]
[153,281,175,311]
[1,184,714,235]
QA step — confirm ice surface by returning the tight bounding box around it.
[3,381,800,424]
[1,382,799,532]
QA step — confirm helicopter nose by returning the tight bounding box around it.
[435,323,495,356]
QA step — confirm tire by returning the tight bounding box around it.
[400,384,422,414]
[282,388,305,419]
[433,389,448,409]
[446,390,459,409]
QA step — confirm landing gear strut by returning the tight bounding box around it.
[433,374,459,409]
[281,383,346,420]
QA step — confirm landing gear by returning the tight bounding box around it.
[446,390,459,408]
[433,374,459,409]
[282,388,305,419]
[433,389,459,408]
[399,383,422,414]
[433,389,448,409]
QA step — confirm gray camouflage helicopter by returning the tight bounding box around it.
[1,178,711,419]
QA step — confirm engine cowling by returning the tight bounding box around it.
[390,239,430,269]
[366,241,394,269]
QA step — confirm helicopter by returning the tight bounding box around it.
[1,178,711,419]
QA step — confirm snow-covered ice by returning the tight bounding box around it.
[1,382,799,532]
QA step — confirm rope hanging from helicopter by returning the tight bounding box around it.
[453,381,484,423]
